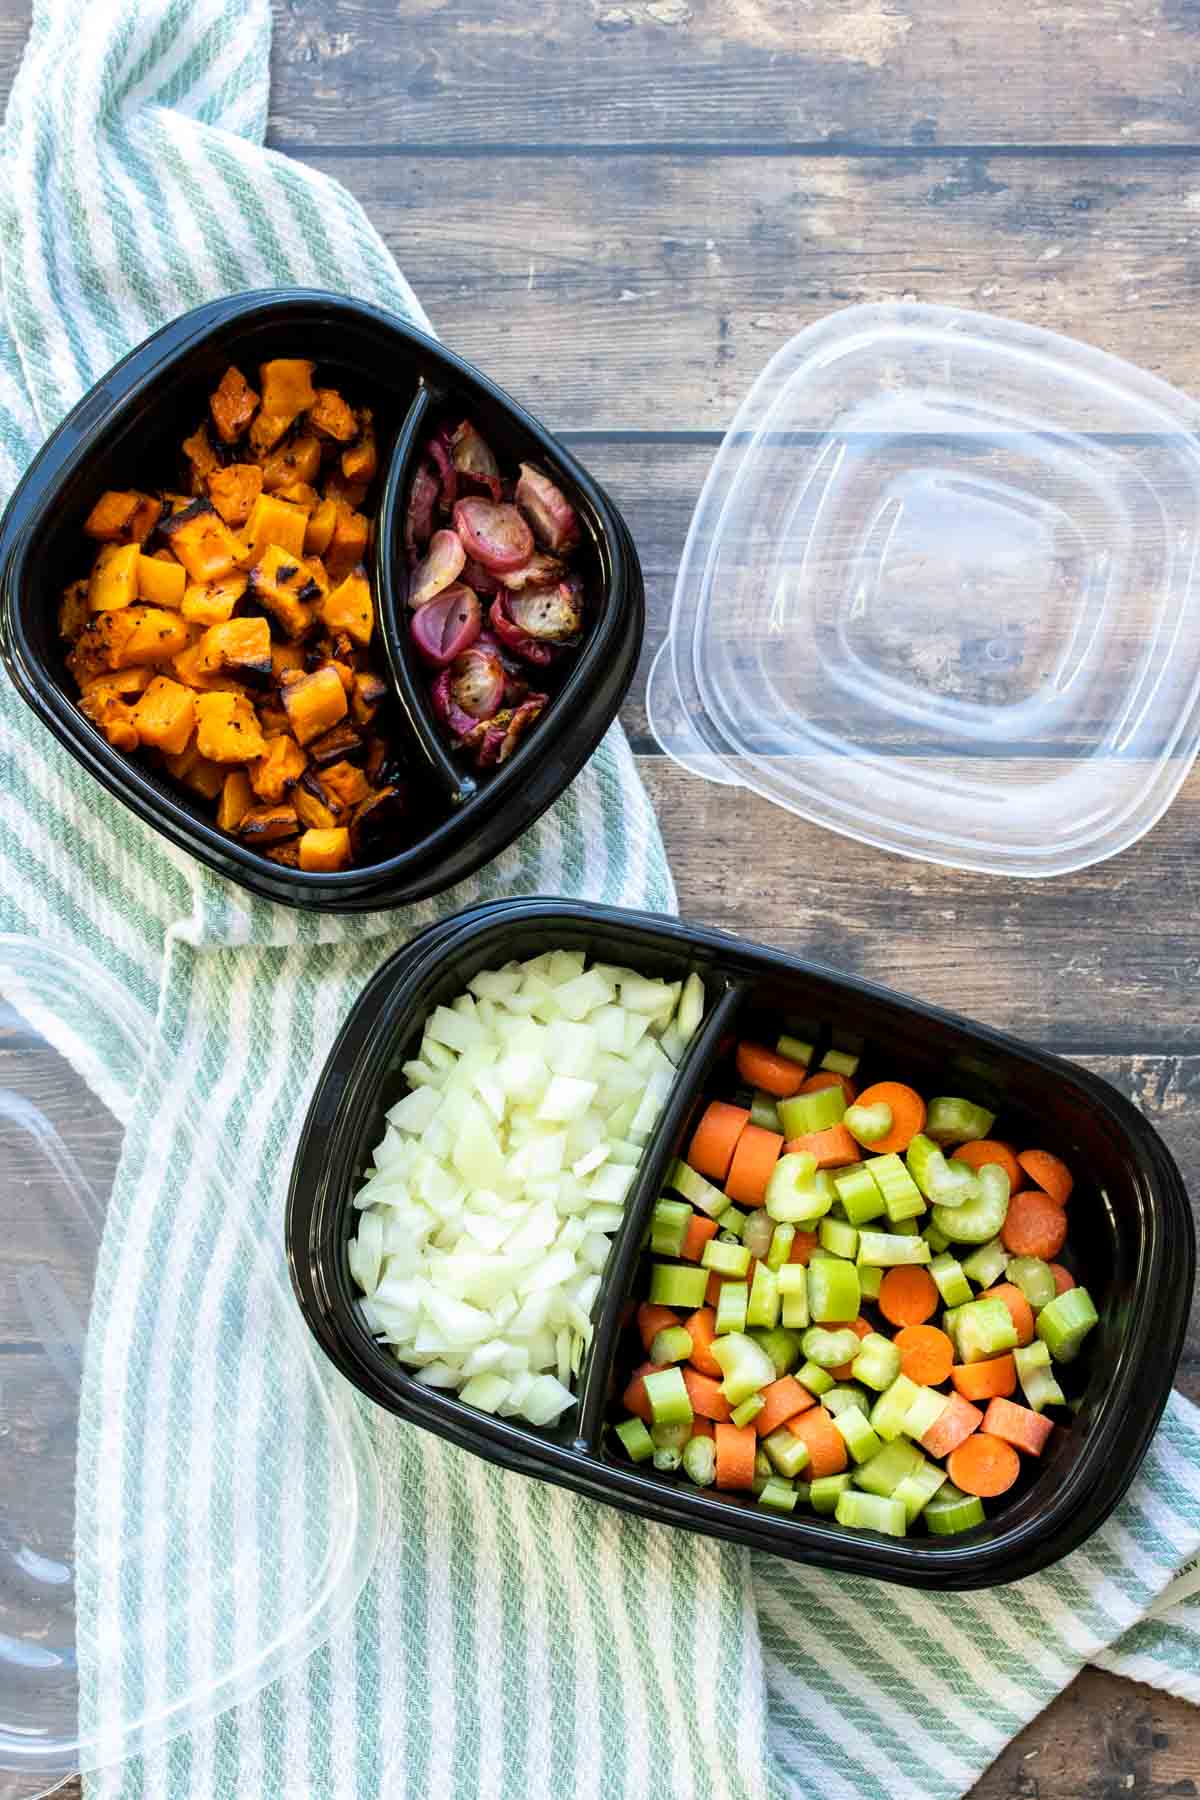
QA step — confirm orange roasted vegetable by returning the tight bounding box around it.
[279,665,348,746]
[208,463,263,528]
[248,545,320,639]
[209,365,259,444]
[298,826,352,871]
[194,691,269,763]
[320,567,373,646]
[250,733,307,803]
[130,676,196,755]
[88,541,142,612]
[195,616,273,681]
[159,500,245,582]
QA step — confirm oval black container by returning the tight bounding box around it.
[0,291,643,910]
[287,898,1195,1590]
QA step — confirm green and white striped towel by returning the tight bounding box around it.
[1,2,1198,1795]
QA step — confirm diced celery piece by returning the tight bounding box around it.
[1007,1256,1057,1311]
[615,1417,655,1462]
[720,1209,746,1242]
[924,1482,986,1535]
[892,1459,948,1525]
[834,1163,887,1225]
[844,1101,892,1147]
[925,1097,996,1145]
[652,1420,693,1451]
[779,1086,847,1138]
[868,1153,926,1224]
[821,1047,860,1077]
[644,1367,693,1427]
[852,1332,902,1392]
[746,1262,781,1330]
[763,1427,811,1479]
[857,1264,883,1302]
[715,1280,749,1336]
[653,1446,682,1472]
[743,1208,776,1261]
[750,1090,782,1132]
[758,1477,799,1513]
[651,1198,691,1257]
[731,1393,766,1429]
[802,1326,862,1369]
[856,1230,932,1268]
[809,1473,854,1513]
[942,1305,964,1352]
[1014,1340,1067,1412]
[929,1252,973,1308]
[832,1405,882,1465]
[1036,1287,1099,1363]
[902,1386,951,1441]
[906,1134,979,1206]
[766,1222,796,1269]
[933,1166,1009,1245]
[668,1158,730,1218]
[703,1237,752,1278]
[819,1217,860,1260]
[961,1238,1010,1288]
[807,1258,860,1322]
[711,1331,777,1404]
[682,1434,717,1486]
[955,1296,1018,1364]
[776,1033,814,1066]
[836,1490,906,1536]
[650,1326,694,1365]
[869,1373,922,1441]
[649,1263,709,1309]
[853,1438,923,1498]
[823,1382,870,1419]
[749,1326,804,1376]
[797,1358,835,1396]
[923,1221,951,1254]
[765,1152,832,1224]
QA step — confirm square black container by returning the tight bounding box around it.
[0,291,644,910]
[286,898,1194,1589]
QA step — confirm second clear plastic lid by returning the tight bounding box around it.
[647,302,1200,876]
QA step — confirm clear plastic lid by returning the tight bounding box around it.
[647,303,1200,876]
[0,939,379,1799]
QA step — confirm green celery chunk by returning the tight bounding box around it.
[731,1392,766,1428]
[929,1251,973,1308]
[758,1477,799,1513]
[802,1326,862,1370]
[1037,1287,1099,1363]
[823,1382,871,1419]
[715,1280,749,1336]
[925,1097,996,1145]
[809,1472,854,1513]
[750,1090,782,1132]
[652,1420,692,1451]
[766,1222,796,1269]
[653,1446,683,1472]
[703,1237,752,1278]
[853,1437,924,1498]
[869,1153,926,1224]
[1006,1256,1057,1311]
[615,1416,654,1462]
[961,1237,1010,1288]
[819,1216,859,1260]
[941,1305,964,1353]
[906,1134,979,1206]
[650,1262,709,1309]
[797,1358,835,1396]
[869,1373,922,1441]
[1013,1340,1067,1412]
[650,1326,695,1365]
[749,1325,804,1376]
[891,1217,921,1236]
[807,1257,860,1322]
[763,1427,812,1479]
[956,1296,1019,1364]
[892,1459,948,1525]
[923,1222,951,1255]
[779,1085,847,1137]
[668,1158,730,1219]
[651,1197,692,1257]
[834,1162,887,1225]
[643,1367,693,1427]
[902,1386,951,1442]
[835,1490,907,1536]
[856,1230,932,1268]
[765,1152,833,1224]
[933,1165,1009,1245]
[843,1101,893,1148]
[746,1261,781,1330]
[682,1433,717,1486]
[858,1264,883,1301]
[924,1482,986,1535]
[742,1207,776,1261]
[711,1331,777,1404]
[821,1047,860,1077]
[776,1033,814,1066]
[832,1404,882,1464]
[852,1332,902,1392]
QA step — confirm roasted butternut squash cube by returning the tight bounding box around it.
[329,659,355,695]
[217,769,254,833]
[180,755,226,800]
[136,554,186,609]
[58,578,91,642]
[270,641,307,680]
[341,419,377,485]
[325,504,370,581]
[257,703,291,735]
[259,358,316,423]
[319,566,373,646]
[129,495,163,543]
[298,826,352,872]
[305,720,363,767]
[194,691,268,763]
[279,664,348,746]
[131,676,196,755]
[210,365,259,445]
[351,669,388,726]
[320,757,371,810]
[323,472,369,511]
[248,544,321,639]
[294,772,343,830]
[250,732,307,803]
[301,555,330,596]
[262,434,320,492]
[83,490,141,541]
[182,425,220,491]
[308,387,356,442]
[69,605,191,681]
[172,640,246,693]
[80,666,154,704]
[160,499,245,582]
[239,802,299,845]
[79,689,139,751]
[275,481,319,512]
[88,540,141,612]
[196,616,273,681]
[241,492,309,564]
[304,497,338,556]
[208,463,263,528]
[181,573,247,626]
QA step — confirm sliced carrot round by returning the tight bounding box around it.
[798,1069,858,1103]
[1001,1189,1067,1260]
[851,1082,926,1154]
[1017,1149,1074,1206]
[950,1354,1017,1403]
[893,1324,955,1388]
[950,1139,1024,1193]
[684,1307,723,1378]
[787,1405,848,1478]
[947,1432,1021,1498]
[687,1100,749,1182]
[1048,1263,1076,1296]
[735,1040,807,1098]
[981,1281,1035,1347]
[783,1124,861,1169]
[788,1230,820,1265]
[878,1265,939,1329]
[724,1122,784,1207]
[637,1302,681,1355]
[714,1421,757,1490]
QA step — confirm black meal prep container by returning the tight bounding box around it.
[0,291,643,910]
[287,898,1194,1590]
